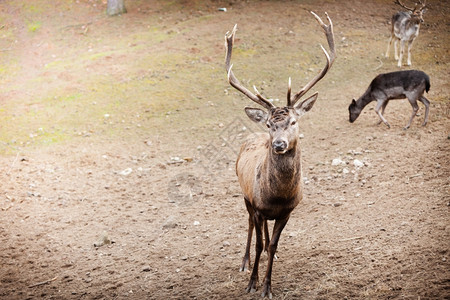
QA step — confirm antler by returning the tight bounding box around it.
[224,24,274,110]
[418,0,427,9]
[289,12,336,106]
[394,0,415,11]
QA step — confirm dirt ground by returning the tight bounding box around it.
[0,0,449,299]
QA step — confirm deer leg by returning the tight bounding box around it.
[405,98,420,129]
[240,199,254,272]
[419,95,430,126]
[263,220,278,261]
[398,40,405,67]
[375,100,390,128]
[377,100,389,125]
[407,39,414,66]
[261,216,290,299]
[263,219,270,252]
[246,212,264,294]
[386,35,393,58]
[394,39,399,60]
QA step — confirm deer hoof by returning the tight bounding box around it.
[246,279,258,293]
[261,282,272,299]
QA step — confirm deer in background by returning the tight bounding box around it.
[225,11,335,298]
[348,70,430,129]
[385,0,427,67]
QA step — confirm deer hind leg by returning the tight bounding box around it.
[261,216,290,299]
[240,199,254,272]
[394,39,399,60]
[407,39,415,66]
[419,95,430,126]
[398,40,405,67]
[405,98,420,129]
[246,212,264,293]
[263,220,278,261]
[263,220,269,252]
[375,99,391,128]
[386,35,394,58]
[377,100,389,125]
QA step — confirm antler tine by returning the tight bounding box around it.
[287,77,292,106]
[395,0,415,11]
[418,0,427,9]
[225,25,274,110]
[290,11,336,106]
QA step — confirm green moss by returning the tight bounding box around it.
[27,21,41,32]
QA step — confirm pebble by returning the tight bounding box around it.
[119,168,133,176]
[353,159,364,168]
[332,158,345,166]
[142,266,151,272]
[162,216,178,229]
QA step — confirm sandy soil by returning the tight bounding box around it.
[0,0,449,299]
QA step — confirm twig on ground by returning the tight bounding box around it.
[374,57,383,71]
[340,236,364,242]
[28,276,58,288]
[7,151,20,175]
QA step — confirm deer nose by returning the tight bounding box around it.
[272,140,287,153]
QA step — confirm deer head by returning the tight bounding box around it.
[225,12,335,154]
[395,0,427,22]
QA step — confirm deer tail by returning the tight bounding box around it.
[425,76,430,93]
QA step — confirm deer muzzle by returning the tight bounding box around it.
[272,140,288,154]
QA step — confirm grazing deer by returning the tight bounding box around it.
[348,70,430,129]
[225,12,335,298]
[385,0,427,67]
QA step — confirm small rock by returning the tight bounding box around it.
[353,159,364,168]
[342,168,349,174]
[193,221,200,226]
[142,266,151,272]
[332,158,345,166]
[223,241,231,247]
[333,203,342,207]
[94,234,112,247]
[162,216,178,229]
[119,168,132,176]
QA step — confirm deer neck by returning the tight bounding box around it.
[261,141,302,198]
[357,90,374,109]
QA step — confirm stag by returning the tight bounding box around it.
[348,70,430,129]
[385,0,427,67]
[225,12,335,298]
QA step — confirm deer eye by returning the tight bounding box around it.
[266,123,270,128]
[291,120,297,126]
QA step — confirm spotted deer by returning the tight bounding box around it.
[225,12,335,298]
[385,0,427,67]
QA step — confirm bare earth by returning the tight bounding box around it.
[0,0,449,299]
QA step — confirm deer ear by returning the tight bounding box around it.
[244,107,268,124]
[294,92,318,117]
